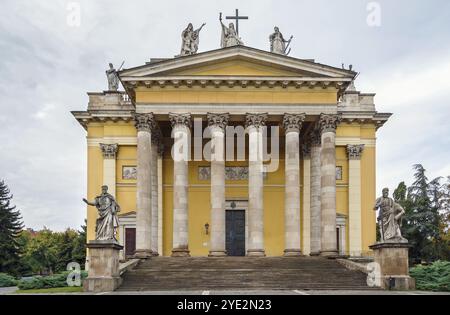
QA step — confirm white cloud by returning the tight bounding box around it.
[1,0,449,230]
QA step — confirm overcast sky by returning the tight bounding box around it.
[0,0,449,231]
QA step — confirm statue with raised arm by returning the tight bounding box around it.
[219,13,244,48]
[105,63,119,91]
[269,26,292,55]
[180,22,206,56]
[83,185,120,241]
[374,188,407,243]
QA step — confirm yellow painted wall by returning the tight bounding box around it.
[135,86,338,104]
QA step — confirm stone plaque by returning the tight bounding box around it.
[122,166,137,180]
[336,166,343,180]
[198,166,267,180]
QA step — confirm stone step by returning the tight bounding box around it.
[118,257,375,291]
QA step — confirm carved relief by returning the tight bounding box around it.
[198,166,267,180]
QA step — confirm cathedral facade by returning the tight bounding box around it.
[72,45,390,259]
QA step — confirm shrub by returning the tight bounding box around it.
[410,261,450,292]
[17,271,88,290]
[0,273,18,287]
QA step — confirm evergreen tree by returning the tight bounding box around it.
[397,165,444,263]
[0,180,24,276]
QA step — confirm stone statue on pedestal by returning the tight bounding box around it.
[106,63,119,91]
[219,13,244,47]
[83,185,120,241]
[374,188,407,243]
[179,23,206,56]
[269,26,292,55]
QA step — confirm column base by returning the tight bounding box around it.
[150,251,159,257]
[247,249,266,257]
[309,251,321,256]
[83,276,122,292]
[171,248,191,257]
[319,250,339,258]
[208,250,227,257]
[134,249,153,259]
[283,249,303,257]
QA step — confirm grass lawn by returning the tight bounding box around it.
[15,286,83,294]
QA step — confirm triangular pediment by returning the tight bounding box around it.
[119,45,355,80]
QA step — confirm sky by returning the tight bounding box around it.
[0,0,449,231]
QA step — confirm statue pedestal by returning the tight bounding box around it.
[369,242,416,290]
[83,240,123,293]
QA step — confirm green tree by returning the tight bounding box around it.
[0,180,24,276]
[396,165,449,263]
[72,220,87,269]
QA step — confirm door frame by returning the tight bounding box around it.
[225,200,248,254]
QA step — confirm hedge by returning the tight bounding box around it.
[410,261,450,292]
[17,271,88,290]
[0,273,18,287]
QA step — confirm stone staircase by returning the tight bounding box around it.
[118,256,378,291]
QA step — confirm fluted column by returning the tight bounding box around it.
[347,144,364,257]
[246,113,267,257]
[170,113,191,257]
[208,113,229,257]
[134,113,154,259]
[309,128,322,255]
[283,113,305,256]
[319,114,341,257]
[150,126,162,256]
[99,143,118,198]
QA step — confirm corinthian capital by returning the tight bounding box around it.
[169,113,191,128]
[282,113,306,133]
[346,144,365,160]
[245,113,268,129]
[100,143,118,159]
[319,113,342,134]
[207,113,229,131]
[134,113,155,132]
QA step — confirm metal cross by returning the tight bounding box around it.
[225,9,248,35]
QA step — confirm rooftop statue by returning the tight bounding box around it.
[219,12,244,48]
[83,185,120,241]
[269,26,292,55]
[105,63,119,91]
[374,188,407,243]
[180,22,206,56]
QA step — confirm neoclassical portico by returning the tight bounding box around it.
[73,45,390,258]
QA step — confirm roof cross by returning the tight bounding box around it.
[225,9,248,35]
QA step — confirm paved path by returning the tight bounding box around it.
[0,287,17,295]
[106,289,449,295]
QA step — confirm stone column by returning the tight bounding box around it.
[282,113,305,256]
[302,143,311,256]
[134,113,154,259]
[157,144,164,255]
[347,144,364,257]
[100,143,118,198]
[150,127,162,256]
[245,113,267,257]
[170,113,191,257]
[319,114,341,257]
[207,113,229,257]
[309,128,322,255]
